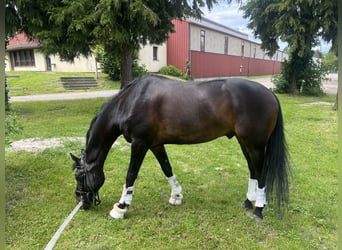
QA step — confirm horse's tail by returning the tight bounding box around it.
[263,96,290,212]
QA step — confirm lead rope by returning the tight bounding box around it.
[44,201,83,250]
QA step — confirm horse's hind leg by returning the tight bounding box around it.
[238,140,267,220]
[151,145,183,205]
[249,147,267,220]
[237,143,256,210]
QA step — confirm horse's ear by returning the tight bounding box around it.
[70,153,81,165]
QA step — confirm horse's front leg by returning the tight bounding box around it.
[151,145,183,205]
[109,142,148,219]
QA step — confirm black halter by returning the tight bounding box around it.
[75,157,101,207]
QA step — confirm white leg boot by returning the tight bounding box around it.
[255,186,267,208]
[246,178,258,202]
[168,175,183,205]
[109,185,134,219]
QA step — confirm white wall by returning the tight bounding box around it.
[138,43,167,72]
[5,49,46,71]
[189,22,286,63]
[190,24,250,57]
[49,54,97,72]
[5,50,98,72]
[5,54,10,71]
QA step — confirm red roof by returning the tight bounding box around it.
[6,33,40,51]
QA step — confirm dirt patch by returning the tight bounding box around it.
[6,137,126,153]
[7,137,85,152]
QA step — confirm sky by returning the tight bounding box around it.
[202,2,332,52]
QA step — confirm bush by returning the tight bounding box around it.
[300,60,328,96]
[158,65,193,80]
[133,60,148,78]
[5,112,23,145]
[272,62,291,94]
[273,58,327,96]
[95,46,148,81]
[100,54,121,81]
[158,65,184,77]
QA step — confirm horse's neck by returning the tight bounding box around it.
[85,90,132,166]
[85,111,120,166]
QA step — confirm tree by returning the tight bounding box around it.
[241,0,337,94]
[5,0,23,110]
[10,0,225,88]
[5,0,21,40]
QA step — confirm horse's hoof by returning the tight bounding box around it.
[253,210,263,221]
[243,199,253,210]
[253,214,263,221]
[109,203,127,219]
[169,193,183,205]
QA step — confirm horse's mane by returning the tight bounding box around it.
[85,77,144,146]
[86,115,97,147]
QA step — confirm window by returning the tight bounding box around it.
[241,41,245,57]
[153,46,158,61]
[11,49,35,67]
[224,36,228,55]
[253,45,256,58]
[200,30,205,52]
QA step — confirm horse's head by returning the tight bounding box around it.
[70,150,104,209]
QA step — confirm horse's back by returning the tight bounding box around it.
[117,75,279,145]
[138,75,279,120]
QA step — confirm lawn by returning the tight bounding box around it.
[6,71,120,96]
[5,91,337,249]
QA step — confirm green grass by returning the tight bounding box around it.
[6,71,120,96]
[5,94,337,249]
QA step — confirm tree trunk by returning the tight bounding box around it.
[120,48,133,89]
[290,75,298,94]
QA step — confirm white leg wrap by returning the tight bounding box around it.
[167,175,183,205]
[109,185,134,219]
[246,178,258,201]
[118,185,134,205]
[255,187,267,208]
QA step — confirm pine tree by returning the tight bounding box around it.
[9,0,225,88]
[241,0,337,94]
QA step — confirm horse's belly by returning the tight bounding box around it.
[156,121,232,145]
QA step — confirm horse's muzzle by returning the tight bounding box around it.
[75,190,93,210]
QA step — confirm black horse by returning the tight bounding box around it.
[71,75,290,220]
